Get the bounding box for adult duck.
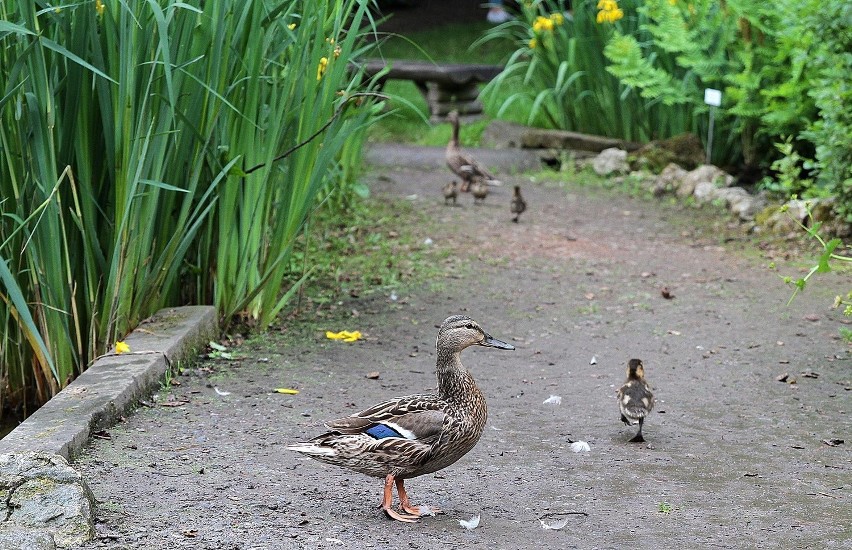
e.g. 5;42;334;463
288;315;515;522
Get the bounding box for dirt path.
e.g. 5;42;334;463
77;155;850;549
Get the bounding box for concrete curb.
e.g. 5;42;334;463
0;306;218;460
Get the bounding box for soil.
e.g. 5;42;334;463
75;156;851;549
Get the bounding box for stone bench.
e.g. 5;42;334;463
357;59;503;122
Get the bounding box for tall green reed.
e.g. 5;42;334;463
0;0;378;416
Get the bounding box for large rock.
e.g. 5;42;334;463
592;148;629;176
0;452;94;548
677;164;734;198
649;162;688;196
631;133;706;171
0;532;56;550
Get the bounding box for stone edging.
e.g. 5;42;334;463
0;305;217;548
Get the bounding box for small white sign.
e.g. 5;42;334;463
704;88;722;107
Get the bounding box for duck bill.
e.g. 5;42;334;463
480;333;515;350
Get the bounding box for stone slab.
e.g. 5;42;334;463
0;306;217;460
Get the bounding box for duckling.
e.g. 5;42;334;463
288;315;515;522
445;110;501;192
617;358;654;443
443;180;459;206
470;178;489;204
510;185;526;223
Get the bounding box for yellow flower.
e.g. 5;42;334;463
532;15;555;32
115;341;130;354
550;12;564;26
529;37;538;49
325;330;362;343
317;56;328;81
333;45;341;59
597;0;624;24
288;23;296;30
95;0;105;16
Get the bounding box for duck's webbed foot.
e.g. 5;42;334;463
396;478;442;517
380;475;420;522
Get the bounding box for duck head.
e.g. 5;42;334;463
437;315;515;353
627;358;645;380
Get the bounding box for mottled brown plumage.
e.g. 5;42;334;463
288;315;515;522
617;358;655;443
510;185;526;223
445;111;500;191
443;180;458;205
470;178;488;204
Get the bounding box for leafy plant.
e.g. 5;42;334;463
0;0;379;416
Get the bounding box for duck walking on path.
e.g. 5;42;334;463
617;358;655;443
470;179;489;204
443;180;459;206
510;185;526;223
288;315;515;522
445;111;501;192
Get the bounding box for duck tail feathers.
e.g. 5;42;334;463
287;442;336;457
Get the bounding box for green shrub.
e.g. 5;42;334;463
0;0;378;414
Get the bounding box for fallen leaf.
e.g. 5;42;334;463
459;514;480;530
776;373;789;382
93;430;112;440
801;371;819;379
803;314;821;322
160;400;189;408
181;529;198;538
584;292;595;300
661;287;675;299
542;395;562;405
668;330;681;336
822;438;844;447
208;341;227;352
365;371;380;380
325;330;362;343
274;388;299;395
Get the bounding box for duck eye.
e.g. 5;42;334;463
465;323;474;329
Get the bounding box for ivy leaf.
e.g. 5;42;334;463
817;239;841;273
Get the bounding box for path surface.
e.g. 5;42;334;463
77;147;851;549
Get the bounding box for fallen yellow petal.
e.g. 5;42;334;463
326;330;362;342
115;341;130;354
274;388;300;395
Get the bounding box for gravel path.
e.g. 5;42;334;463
76;151;851;549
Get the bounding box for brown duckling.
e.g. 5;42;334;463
470;179;488;204
617;358;654;443
445;110;501;192
510;185;526;223
443;180;458;206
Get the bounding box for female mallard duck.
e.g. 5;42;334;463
288;315;515;522
617;358;655;443
470;178;488;204
445;111;501;192
442;180;458;206
510;185;526;223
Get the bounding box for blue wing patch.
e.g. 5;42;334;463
365;423;404;439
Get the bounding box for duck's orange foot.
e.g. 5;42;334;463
382;505;420;523
395;478;442;517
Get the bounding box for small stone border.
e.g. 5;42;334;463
590;148;850;238
0;305;218;548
